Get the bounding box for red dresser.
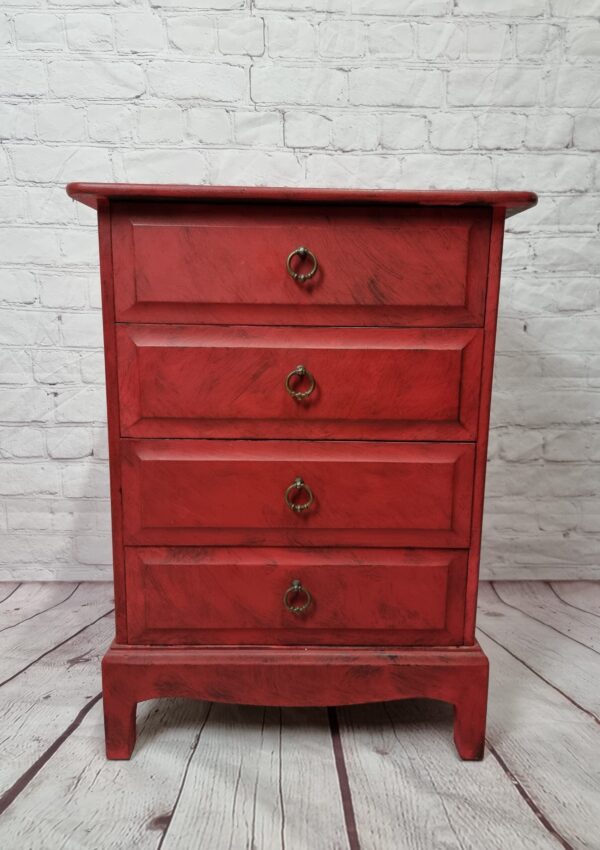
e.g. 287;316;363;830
67;184;536;760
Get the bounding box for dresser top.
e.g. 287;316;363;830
66;183;537;217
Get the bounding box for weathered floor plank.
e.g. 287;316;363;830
495;581;600;652
478;583;600;718
0;582;114;685
0;582;78;633
551;581;600;618
0;584;20;605
338;698;562;850
159;704;350;850
478;631;600;850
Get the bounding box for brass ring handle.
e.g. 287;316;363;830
286;246;318;283
284;477;314;513
285;364;316;401
283;579;312;615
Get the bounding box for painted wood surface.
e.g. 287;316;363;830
117;325;484;441
0;580;597;850
66;183;538;216
551;580;600;616
125;547;467;646
120;439;475;547
111;203;490;326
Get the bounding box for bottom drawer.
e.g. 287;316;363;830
125;547;467;646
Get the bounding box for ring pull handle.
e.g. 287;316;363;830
283;579;312;615
284;477;314;513
286;246;318;283
285;364;316;401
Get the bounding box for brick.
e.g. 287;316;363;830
352;0;450;14
331;113;378;151
39;274;87;308
466;24;511;60
117;149;209;183
115;13;165;52
147;61;245;100
65;13;113;51
62;463;109;498
257;0;346;9
0;271;36;304
306;154;404;188
33;350;80;384
10;145;112;184
54;387;107;423
285;111;331;148
525;114;572;150
137;106;184;143
430;112;477;150
0;427;45;459
544;431;590;462
151;0;243;7
397;154;493;188
0;60;46;96
252;64;346;106
49;60;145;98
219;16;264;56
187;108;232;143
267;16;315;58
0;465;59;496
566;23;600;58
380;113;428;149
60;313;103;348
350;68;442;107
496;154;593;192
417;23;462;61
36;103;86;142
234;111;282;145
456;0;545;13
2;388;51;423
208;149;303;185
516;24;562;60
0;226;62;265
80;351;105;384
574;115;599;150
0;104;36;141
548;68;600;107
0;189;28;224
47;427;93;459
14;13;64;49
448;68;543;107
0;13;10;47
551;0;600;13
0;351;32;385
74;534;112;565
367;22;412;57
0;534;71;564
167;15;216;54
319;20;365;58
87;104;135;143
478;113;527;150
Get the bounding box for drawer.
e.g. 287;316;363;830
117;325;483;441
125;547;468;646
121;440;475;547
112;203;490;326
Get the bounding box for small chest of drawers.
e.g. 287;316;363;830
67;183;536;760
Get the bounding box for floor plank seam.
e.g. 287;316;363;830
548;582;600;619
0;583;80;635
486;741;576;850
0;584;21;605
155;702;213;850
327;708;361;850
0;608;115;689
0;692;103;817
490;583;600;656
477;626;600;726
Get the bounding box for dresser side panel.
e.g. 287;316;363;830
464;207;507;642
98;202;126;642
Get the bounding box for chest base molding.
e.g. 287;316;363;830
101;641;489;761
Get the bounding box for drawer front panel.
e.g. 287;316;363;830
112;203;490;326
117;325;483;440
125;547;468;646
121;440;475;547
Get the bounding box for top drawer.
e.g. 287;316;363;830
111;203;491;326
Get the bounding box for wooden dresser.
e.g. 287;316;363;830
67;184;536;760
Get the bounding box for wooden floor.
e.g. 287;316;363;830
0;582;598;850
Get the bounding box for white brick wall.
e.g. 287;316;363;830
0;1;599;580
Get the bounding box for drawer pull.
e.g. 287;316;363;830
283;579;312;615
286;246;318;283
284;477;314;513
285;364;316;401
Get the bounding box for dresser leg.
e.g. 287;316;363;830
452;664;489;761
102;653;137;760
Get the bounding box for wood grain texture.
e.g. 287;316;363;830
120;439;475;548
125;547;467;646
550;580;600;617
0;582;77;633
111;202;490;326
66;183;538;216
101;642;488;760
117;325;484;440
